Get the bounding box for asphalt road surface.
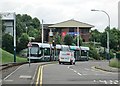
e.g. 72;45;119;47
2;61;119;85
42;61;119;84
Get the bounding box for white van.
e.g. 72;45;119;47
58;51;75;65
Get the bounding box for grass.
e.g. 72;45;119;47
109;58;120;68
1;48;27;64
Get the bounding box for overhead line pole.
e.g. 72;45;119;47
42;19;44;43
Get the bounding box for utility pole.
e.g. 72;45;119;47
42;19;44;43
91;9;110;63
13;12;16;63
77;27;79;46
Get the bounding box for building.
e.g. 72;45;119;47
118;1;120;30
43;19;94;43
0;13;15;36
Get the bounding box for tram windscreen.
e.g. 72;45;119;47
81;50;87;56
30;44;39;55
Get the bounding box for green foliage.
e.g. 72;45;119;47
73;36;83;46
1;48;27;63
100;28;120;51
54;33;62;44
90;29;101;42
17;33;29;52
32;17;40;29
15;14;41;52
109;58;120;68
16;14;41;38
89;46;100;60
116;52;120;60
64;34;73;45
2;33;13;53
28;28;40;39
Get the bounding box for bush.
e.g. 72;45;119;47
89;46;100;60
116;52;120;60
17;33;29;52
109;58;120;68
64;34;73;45
2;33;14;53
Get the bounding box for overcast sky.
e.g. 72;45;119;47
0;0;119;32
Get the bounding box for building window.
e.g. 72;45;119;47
81;29;89;34
69;27;75;32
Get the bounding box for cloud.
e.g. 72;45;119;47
0;0;119;32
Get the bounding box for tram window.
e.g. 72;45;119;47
44;48;50;55
81;50;87;56
30;47;39;54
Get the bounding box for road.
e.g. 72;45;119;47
2;61;119;85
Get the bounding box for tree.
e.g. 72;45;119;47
2;34;14;53
17;33;29;52
32;17;40;29
89;29;101;42
100;27;120;51
54;32;62;44
64;34;73;45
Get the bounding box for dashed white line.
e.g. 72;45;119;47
77;73;82;76
68;66;82;76
74;70;77;73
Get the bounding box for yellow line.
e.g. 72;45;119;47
36;66;41;86
40;66;43;86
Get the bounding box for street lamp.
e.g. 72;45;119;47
91;9;110;62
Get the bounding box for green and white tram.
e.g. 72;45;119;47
80;46;89;61
27;42;51;62
28;42;89;62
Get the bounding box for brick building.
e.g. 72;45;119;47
43;19;94;43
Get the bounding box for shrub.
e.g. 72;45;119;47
116;52;120;60
89;46;100;60
109;58;120;68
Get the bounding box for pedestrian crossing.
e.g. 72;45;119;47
94;79;119;84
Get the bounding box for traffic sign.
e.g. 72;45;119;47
27;42;32;47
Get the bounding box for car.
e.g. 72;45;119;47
58;51;75;65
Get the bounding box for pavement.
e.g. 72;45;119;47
2;62;55;85
94;61;119;72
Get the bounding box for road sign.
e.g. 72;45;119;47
27;42;32;47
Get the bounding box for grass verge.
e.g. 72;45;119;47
109;58;120;68
1;48;27;64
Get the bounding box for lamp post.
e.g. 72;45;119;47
91;9;110;63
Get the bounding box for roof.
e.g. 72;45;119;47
49;19;94;28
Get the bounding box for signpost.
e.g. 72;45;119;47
27;42;32;67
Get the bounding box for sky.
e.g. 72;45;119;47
0;0;119;32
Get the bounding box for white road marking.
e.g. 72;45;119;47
19;75;32;79
77;73;82;76
74;70;77;73
84;68;90;70
68;66;82;76
4;65;23;80
99;80;107;84
93;80;96;82
104;80;107;84
115;80;118;83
